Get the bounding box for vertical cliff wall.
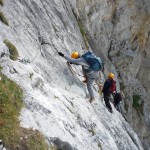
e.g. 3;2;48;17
74;0;150;148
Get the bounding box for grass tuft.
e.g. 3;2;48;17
89;128;95;136
0;73;23;147
0;11;9;26
77;20;89;49
23;129;49;150
132;94;143;115
132;94;140;108
98;142;102;150
0;73;49;149
0;66;3;71
3;39;19;61
29;73;34;80
50;145;58;150
0;0;3;6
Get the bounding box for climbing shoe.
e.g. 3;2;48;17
83;78;87;83
108;109;113;113
89;98;95;103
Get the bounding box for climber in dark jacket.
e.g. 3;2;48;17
102;73;116;113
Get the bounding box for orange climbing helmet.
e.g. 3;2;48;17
71;52;79;59
108;73;115;79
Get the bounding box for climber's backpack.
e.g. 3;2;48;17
82;51;103;71
109;80;116;93
114;93;122;105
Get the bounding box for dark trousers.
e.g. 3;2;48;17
104;95;112;111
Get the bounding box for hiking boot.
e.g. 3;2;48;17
83;78;87;83
108;109;113;113
89;98;95;103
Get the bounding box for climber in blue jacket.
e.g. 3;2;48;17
58;51;100;103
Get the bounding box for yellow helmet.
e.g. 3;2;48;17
108;73;115;79
71;52;79;59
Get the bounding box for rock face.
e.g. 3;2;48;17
0;0;149;149
74;0;150;148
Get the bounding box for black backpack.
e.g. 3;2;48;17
114;93;122;105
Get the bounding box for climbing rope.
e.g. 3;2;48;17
0;52;30;64
1;0;51;65
28;31;44;63
67;62;85;77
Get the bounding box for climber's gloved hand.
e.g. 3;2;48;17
67;61;73;64
58;52;64;57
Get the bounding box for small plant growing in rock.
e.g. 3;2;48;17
0;0;3;6
3;39;19;61
89;128;95;136
0;73;23;147
132;94;143;115
0;11;9;26
77;20;89;49
98;142;102;149
132;94;141;108
50;145;58;150
29;73;34;79
23;129;49;150
0;66;3;71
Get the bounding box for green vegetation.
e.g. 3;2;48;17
0;11;9;26
0;0;3;6
132;94;143;115
0;72;49;149
24;129;49;150
98;142;102;150
29;73;34;80
77;20;89;49
50;145;58;150
89;128;95;136
0;73;23;147
132;94;141;108
0;66;3;71
3;39;19;61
